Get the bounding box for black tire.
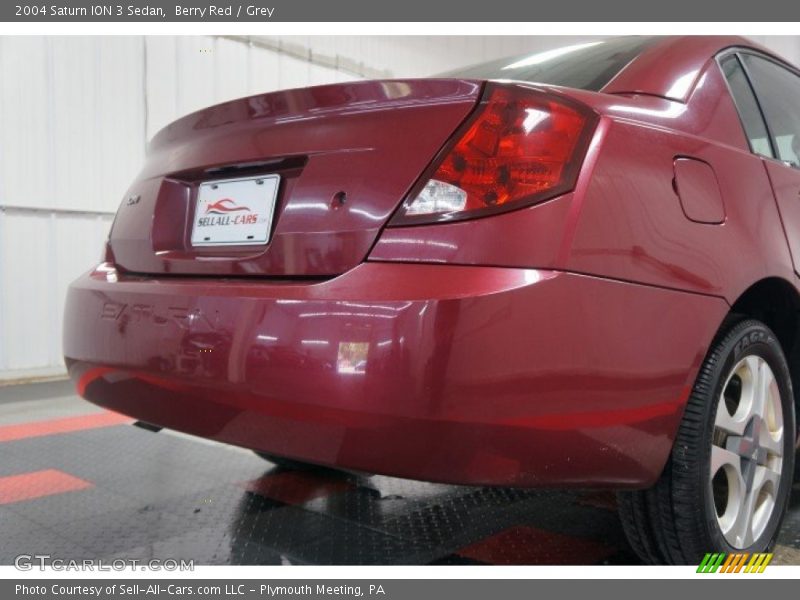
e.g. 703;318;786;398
253;451;325;472
618;318;796;564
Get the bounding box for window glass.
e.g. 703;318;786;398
720;55;773;158
441;37;656;92
741;54;800;168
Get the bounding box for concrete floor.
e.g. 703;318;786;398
0;380;799;565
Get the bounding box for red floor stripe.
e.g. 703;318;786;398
245;470;354;505
457;525;615;565
76;366;115;396
0;411;132;443
0;470;92;504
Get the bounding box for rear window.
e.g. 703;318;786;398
442;36;657;92
739;54;800;168
719;55;774;158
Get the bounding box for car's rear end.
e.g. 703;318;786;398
64;36;729;487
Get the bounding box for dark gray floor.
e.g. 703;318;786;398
0;389;798;565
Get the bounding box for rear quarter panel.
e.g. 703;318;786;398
566;60;796;302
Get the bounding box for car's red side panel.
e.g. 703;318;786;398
565;119;794;297
372;52;798;306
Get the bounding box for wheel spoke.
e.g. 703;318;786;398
715;398;747;436
716;358;756;436
761;369;784;459
754;463;781;490
758;425;783;457
748;355;770;420
716;458;749;545
728;482;757;548
711;444;741;476
749;464;781;541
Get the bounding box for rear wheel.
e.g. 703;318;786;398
618;319;795;564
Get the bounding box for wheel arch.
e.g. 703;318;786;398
728;276;800;444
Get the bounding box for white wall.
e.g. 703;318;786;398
0;35;798;382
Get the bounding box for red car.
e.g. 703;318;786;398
64;36;800;564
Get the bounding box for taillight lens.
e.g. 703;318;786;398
390;83;597;225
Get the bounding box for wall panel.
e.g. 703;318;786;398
0;37;52;210
247;42;282;95
51;37;101;212
144;36;178;140
214;37;249;104
97;36;146;210
1;212;55;372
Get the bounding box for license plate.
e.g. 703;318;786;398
191;175;280;246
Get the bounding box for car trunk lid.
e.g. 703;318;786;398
108;78;483;277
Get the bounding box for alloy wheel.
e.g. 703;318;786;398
711;355;785;548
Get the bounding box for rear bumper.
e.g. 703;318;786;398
64;262;728;487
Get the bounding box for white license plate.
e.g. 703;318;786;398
190;174;280;246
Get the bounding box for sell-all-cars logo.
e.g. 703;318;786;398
197;198;259;227
697;552;773;573
205;198;251;214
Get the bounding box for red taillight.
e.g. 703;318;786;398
390;83;598;225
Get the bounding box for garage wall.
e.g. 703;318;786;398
0;35;798;382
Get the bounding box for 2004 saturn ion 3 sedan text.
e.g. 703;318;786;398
64;36;800;564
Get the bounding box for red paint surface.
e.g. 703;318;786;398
458;526;615;565
603;35;778;102
673;157;726;225
109;78;483;277
63;36;800;488
0;411;131;443
65;264;727;487
765;161;800;276
0;470;92;505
